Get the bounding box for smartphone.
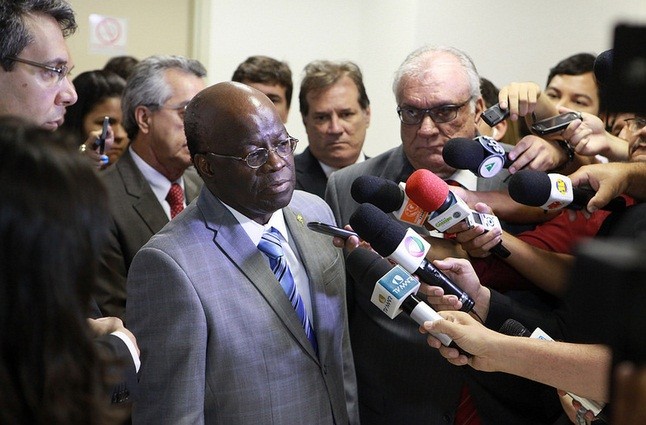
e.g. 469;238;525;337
481;103;510;127
307;222;358;239
98;116;109;154
530;112;581;135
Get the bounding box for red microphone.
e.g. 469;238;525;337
405;169;511;258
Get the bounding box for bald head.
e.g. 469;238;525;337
185;81;282;157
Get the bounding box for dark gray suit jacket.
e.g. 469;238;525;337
325;145;512;424
295;147;329;199
95;149;203;320
127;188;359;424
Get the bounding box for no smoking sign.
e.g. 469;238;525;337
89;14;128;55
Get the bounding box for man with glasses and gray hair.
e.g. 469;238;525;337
95;55;207;320
324;46;534;425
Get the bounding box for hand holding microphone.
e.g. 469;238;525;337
349;203;475;312
345;248;454;346
405;169;511;258
508;169;626;212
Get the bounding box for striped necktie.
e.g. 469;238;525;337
258;227;318;354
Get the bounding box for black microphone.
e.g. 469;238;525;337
499;319;607;419
508;170;626;212
345;248;453;346
443;136;513;178
349;203;475;312
350;175;430;227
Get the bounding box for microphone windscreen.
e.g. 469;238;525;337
593;49;613;86
349;203;406;256
499;319;531;337
345;248;394;286
443;138;484;170
508;170;552;207
405;169;450;212
351;175;404;212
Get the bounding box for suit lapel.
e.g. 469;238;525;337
198;192;318;360
117;151;168;234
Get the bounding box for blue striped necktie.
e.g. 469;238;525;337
258;227;318;354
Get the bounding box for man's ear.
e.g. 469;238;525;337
193;154;213;177
134;105;152;134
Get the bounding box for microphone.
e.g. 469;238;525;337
507;170;626;212
349;203;475;312
350;175;429;226
499;319;606;418
443;136;512;178
345;248;453;346
405;169;511;258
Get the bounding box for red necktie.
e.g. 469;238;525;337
166;183;184;219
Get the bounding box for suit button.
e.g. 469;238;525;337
442;413;452;423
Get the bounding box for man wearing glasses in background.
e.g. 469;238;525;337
95;55;206;320
325;46;529;425
126;81;358;424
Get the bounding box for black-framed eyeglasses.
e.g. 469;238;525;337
204;137;298;169
624;118;646;133
397;99;472;125
7;56;71;84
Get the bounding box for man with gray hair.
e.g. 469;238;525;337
324;46;548;425
295;60;371;198
95;55;207;320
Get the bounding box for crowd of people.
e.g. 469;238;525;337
1;1;644;424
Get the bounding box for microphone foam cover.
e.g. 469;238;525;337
508;170;551;207
351;175;404;213
345;248;394;286
499;319;531;337
405;169;450;212
349;203;406;256
443;138;484;170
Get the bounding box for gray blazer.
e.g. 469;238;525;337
325;145;510;424
95;149;203;319
126;187;359;425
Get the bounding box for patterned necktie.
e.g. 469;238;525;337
258;227;318;354
166;183;184;219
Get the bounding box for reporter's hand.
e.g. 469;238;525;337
568;162;630;212
508;135;566;173
80;126;114;169
420;310;503;371
498;82;541;121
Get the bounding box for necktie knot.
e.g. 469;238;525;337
166;183;184;219
258;228;283;260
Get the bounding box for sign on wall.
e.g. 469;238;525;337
89;14;128;55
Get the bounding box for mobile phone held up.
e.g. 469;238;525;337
481;103;510;127
307;222;358;240
531;112;581;136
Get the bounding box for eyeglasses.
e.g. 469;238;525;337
147;102;189;120
206;137;298;169
397;99;472;125
624;118;646;133
8;56;71;85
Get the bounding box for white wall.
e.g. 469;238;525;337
203;0;646;157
